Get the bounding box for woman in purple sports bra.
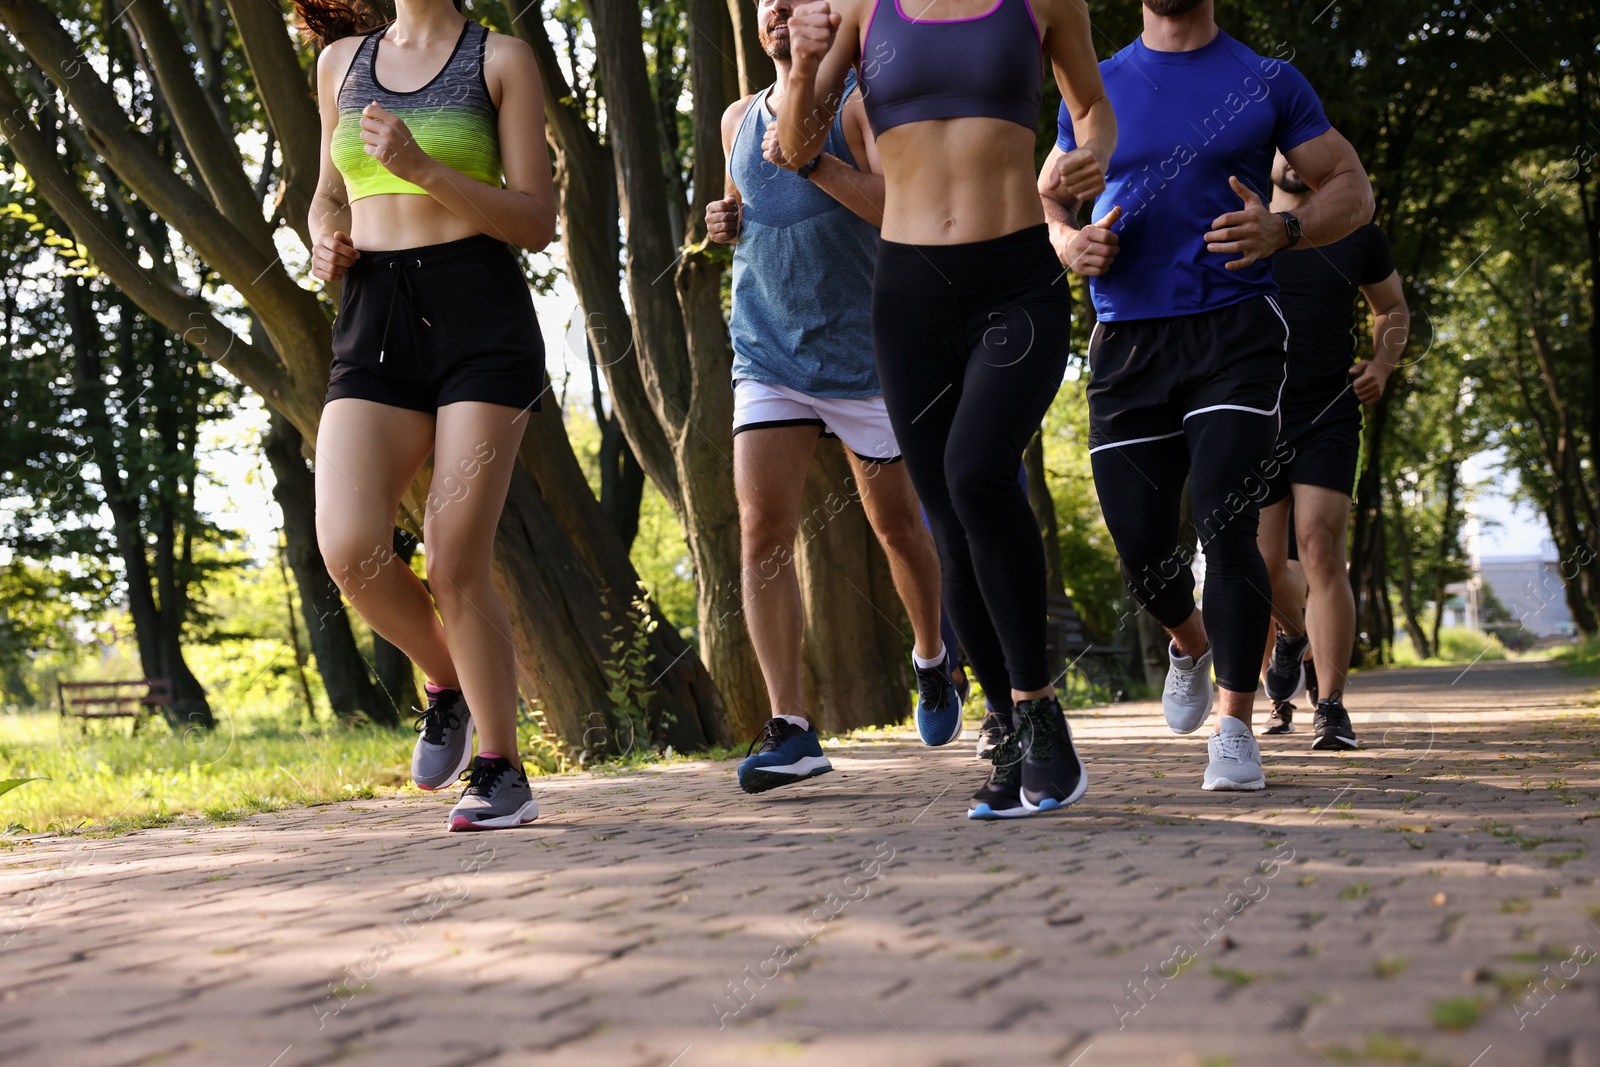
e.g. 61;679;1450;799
779;0;1116;820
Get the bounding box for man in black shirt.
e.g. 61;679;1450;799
1258;151;1410;749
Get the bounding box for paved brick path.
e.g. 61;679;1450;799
2;659;1598;1067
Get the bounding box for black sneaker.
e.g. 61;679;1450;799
1264;632;1309;701
967;732;1027;819
1311;698;1359;751
1304;658;1319;705
1014;697;1088;813
1264;699;1296;735
975;706;1010;759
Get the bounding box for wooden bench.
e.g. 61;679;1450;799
1044;594;1134;701
57;679;170;732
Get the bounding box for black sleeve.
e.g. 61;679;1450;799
1360;225;1396;286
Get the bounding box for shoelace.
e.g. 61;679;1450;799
1272;699;1295;720
460;757;511;797
1213;731;1256;763
1172;658;1205;699
745;719;787;758
915;658;951;711
988;733;1023;784
1016;700;1059;762
414;691;462;745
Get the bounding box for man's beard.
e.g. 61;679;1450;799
1143;0;1205;16
761;27;790;61
1275;172;1310;194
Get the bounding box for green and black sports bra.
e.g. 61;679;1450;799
331;20;502;200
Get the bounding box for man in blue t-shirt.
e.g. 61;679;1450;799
1041;0;1373;793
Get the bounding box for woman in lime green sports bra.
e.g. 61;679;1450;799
298;0;556;832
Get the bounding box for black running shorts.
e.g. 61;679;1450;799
326;234;545;414
1262;406;1361;506
1085;294;1289;455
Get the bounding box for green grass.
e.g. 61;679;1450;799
1431;996;1487;1031
1373;955;1410;979
0;710;428;836
1389;627;1508;667
1551;637;1600;676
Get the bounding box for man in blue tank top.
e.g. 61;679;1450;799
1042;0;1374;794
705;0;963;795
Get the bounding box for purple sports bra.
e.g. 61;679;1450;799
859;0;1043;136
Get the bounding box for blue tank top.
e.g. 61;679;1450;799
729;73;881;399
860;0;1043;136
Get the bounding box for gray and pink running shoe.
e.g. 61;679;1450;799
448;755;539;832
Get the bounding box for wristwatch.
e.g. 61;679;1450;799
795;155;822;180
1277;211;1303;250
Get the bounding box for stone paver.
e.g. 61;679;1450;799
2;659;1598;1067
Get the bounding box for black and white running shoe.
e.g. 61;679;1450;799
1311;698;1359;751
1264;699;1296;735
1264;632;1309;702
1015;697;1088;814
975;707;1009;760
968;733;1027;820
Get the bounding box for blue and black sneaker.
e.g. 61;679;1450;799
968;732;1027;820
914;651;964;747
1016;696;1088;813
737;719;833;795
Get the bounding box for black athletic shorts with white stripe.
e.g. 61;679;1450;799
1085;295;1290;455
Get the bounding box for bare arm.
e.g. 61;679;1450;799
765;91;885;227
1204;128;1373;270
309;39;359;282
1350;270;1408;404
1038;0;1115;209
778;0;857;168
361;34;557;251
706;96;755;243
1039;143;1121;276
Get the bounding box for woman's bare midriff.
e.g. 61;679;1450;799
350;194;489;251
875;117;1045;246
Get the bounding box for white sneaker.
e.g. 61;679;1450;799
1162;642;1214;734
1203;717;1266;791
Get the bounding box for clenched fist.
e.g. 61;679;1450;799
313;230;361;282
706;195;742;244
789;1;840;72
1043;147;1106;202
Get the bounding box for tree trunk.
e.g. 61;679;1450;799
1428;450;1461;653
725;0;776;96
263;408;399;727
793;445;911;731
591;348;646;551
1391;504;1431;660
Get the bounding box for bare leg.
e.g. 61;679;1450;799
1256;496;1296;677
846;452;942;660
423;403;531;766
1293;484;1355;700
314;399;455;688
734;426;821;719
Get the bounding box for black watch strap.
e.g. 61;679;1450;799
796;155;822;180
1277;211;1304;250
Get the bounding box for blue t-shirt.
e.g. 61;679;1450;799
1057;32;1331;322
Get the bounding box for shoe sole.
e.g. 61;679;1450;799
739;759;833;795
1020;750;1090;813
1311;734;1359;751
916;702;965;747
1264;659;1306;703
1202;776;1266;791
967;801;1030;820
414;717;476;791
447;798;539;831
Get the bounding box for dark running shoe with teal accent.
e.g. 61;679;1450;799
737;719;833;794
447;755;539;832
1264;632;1309;702
412;687;474;791
968;732;1027;819
1016;697;1088;813
914;651;964;746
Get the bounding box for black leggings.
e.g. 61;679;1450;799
1090;411;1278;692
872;225;1072;701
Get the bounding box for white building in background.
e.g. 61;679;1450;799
1476;542;1576;638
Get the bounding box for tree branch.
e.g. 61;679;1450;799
124;0;270;244
0;71;283;394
